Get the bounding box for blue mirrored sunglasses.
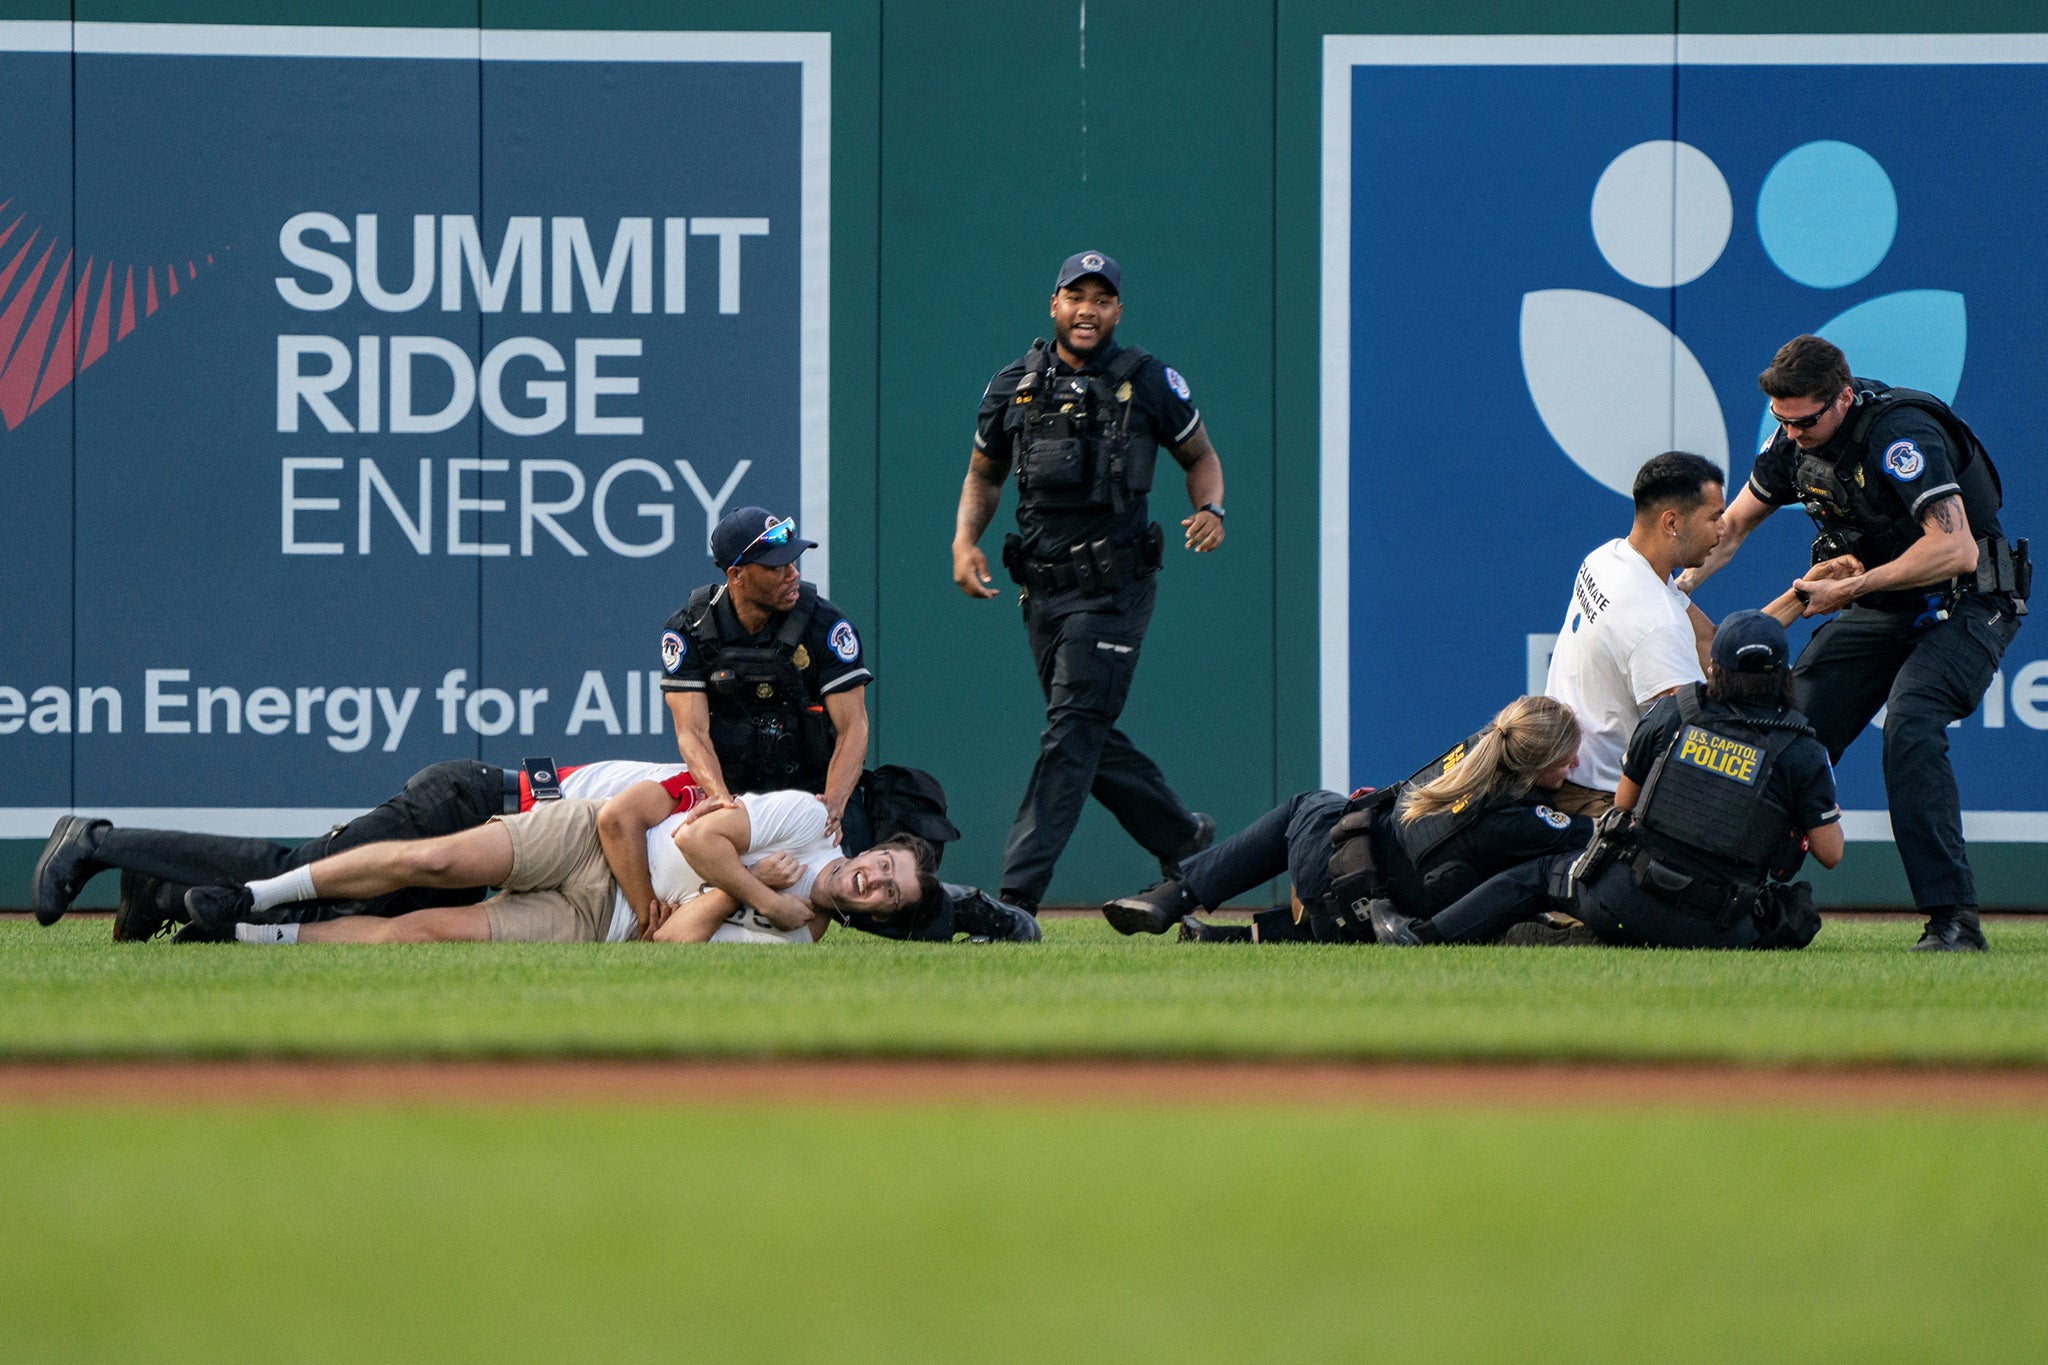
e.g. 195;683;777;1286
734;517;796;565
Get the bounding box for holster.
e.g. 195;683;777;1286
1562;807;1632;901
1968;535;2030;614
1310;799;1391;943
1628;851;1754;931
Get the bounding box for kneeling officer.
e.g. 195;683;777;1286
1375;612;1844;950
661;507;872;845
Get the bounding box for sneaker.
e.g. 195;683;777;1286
31;815;110;925
1158;813;1216;882
1103;879;1197;936
1177;915;1253;943
1910;910;1988;952
1367;899;1425;947
112;872;184;943
1501;917;1601;947
183;884;256;933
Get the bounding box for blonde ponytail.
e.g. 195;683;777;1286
1398;695;1580;823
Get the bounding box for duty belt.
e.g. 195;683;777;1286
1023;540;1146;595
499;765;522;813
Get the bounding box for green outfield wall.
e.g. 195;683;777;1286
4;1;2043;910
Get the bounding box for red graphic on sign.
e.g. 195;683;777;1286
0;199;228;430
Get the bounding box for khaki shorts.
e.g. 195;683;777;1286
1548;780;1615;819
481;799;618;943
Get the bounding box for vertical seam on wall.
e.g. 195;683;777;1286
872;2;885;762
1263;0;1283;907
1670;0;1682;444
68;4;77;813
473;4;485;762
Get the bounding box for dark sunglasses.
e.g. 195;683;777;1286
734;517;796;566
1771;398;1835;431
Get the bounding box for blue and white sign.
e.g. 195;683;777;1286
0;23;828;834
1322;33;2048;838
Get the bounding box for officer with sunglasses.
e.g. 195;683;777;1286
661;507;873;845
1677;334;2027;952
951;250;1226;914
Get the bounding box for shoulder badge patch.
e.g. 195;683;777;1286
828;620;859;663
1883;439;1925;481
661;630;685;672
1534;805;1571;830
1164;366;1191;401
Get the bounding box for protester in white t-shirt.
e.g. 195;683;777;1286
1541;451;1855;812
1544;452;1726;810
195;786;937;946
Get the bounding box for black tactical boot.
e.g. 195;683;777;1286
1910;908;1988;952
184;884;256;934
1103;879;1198;935
32;816;110;924
1158;813;1216;881
1177;915;1253;943
1368;899;1426;947
112;872;188;943
997;888;1039;919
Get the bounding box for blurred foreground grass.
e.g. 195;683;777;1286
4;917;2046;1065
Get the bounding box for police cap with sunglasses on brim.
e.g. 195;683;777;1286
711;506;817;569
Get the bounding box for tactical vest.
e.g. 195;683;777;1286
1314;733;1482;941
1778;381;2004;573
1631;687;1813;900
678;583;834;793
1384;791;1520;918
1005;340;1159;514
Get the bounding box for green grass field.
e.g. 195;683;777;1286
4;916;2047;1065
3;1104;2045;1362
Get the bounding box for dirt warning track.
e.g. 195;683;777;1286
3;1059;2047;1109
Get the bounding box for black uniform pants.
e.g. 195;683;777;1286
1792;594;2018;910
1001;573;1198;902
1178;790;1346;912
91;760;508;923
1425;856;1760;949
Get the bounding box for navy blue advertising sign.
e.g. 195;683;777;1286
1321;33;2048;839
0;23;828;834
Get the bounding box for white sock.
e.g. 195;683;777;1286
233;923;300;944
248;865;318;913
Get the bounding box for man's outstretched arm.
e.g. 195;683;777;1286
672;803;814;930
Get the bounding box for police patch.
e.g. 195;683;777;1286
1533;805;1571;830
660;630;685;672
1674;725;1762;785
828;620;859;662
1164;366;1191;401
1883;439;1926;481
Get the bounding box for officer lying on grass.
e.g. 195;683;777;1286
1102;696;1593;943
1369;611;1843;951
181;785;942;946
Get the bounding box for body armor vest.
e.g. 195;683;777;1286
1315;733;1481;939
1632;686;1813;890
1006;340;1158;514
679;583;834;793
1778;381;2004;571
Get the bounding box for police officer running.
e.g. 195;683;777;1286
1373;612;1845;951
951;251;1224;913
662;507;873;845
1676;335;2027;951
1101;695;1592;942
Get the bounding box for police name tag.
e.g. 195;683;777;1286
1674;727;1761;785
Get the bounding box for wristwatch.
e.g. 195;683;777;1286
1199;502;1225;519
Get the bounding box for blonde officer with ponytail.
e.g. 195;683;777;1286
1103;696;1594;942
